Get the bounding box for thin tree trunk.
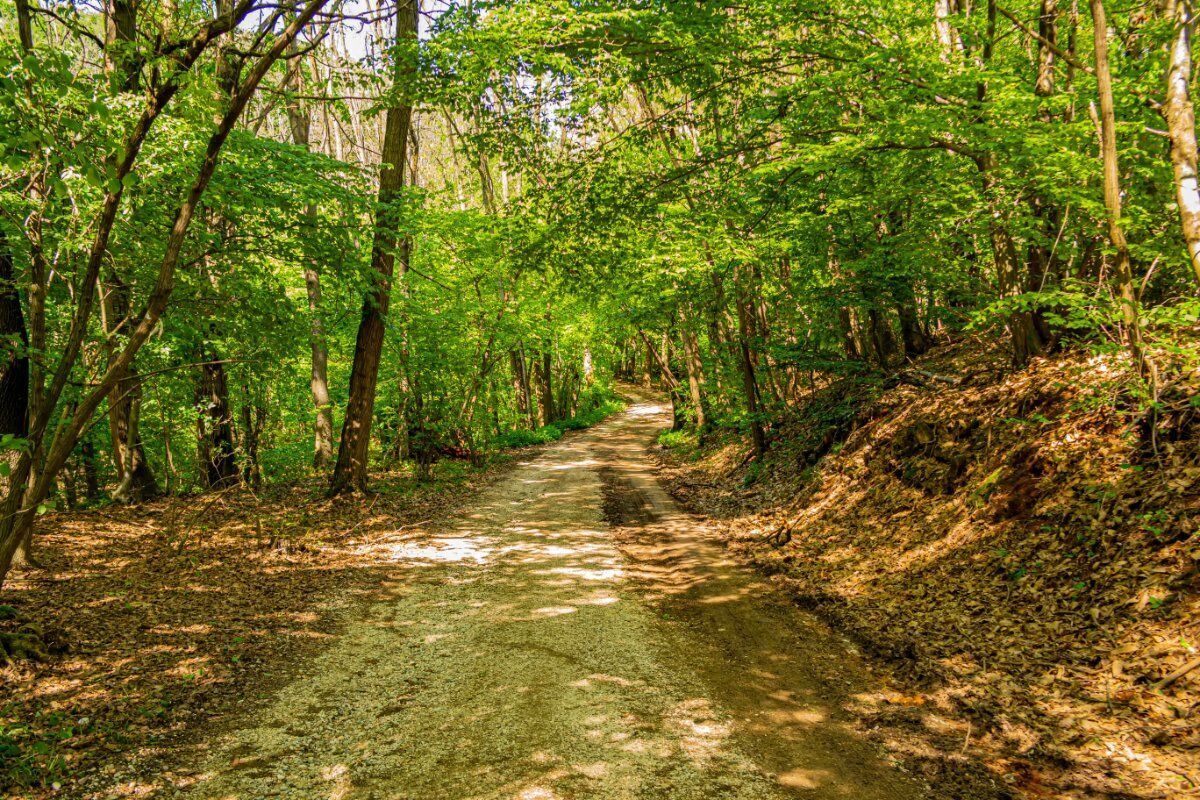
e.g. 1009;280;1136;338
240;393;266;488
80;434;99;502
641;336;654;388
286;48;335;467
0;232;28;446
734;268;766;461
509;347;531;426
533;346;554;425
329;0;418;495
1164;0;1200;286
196;352;238;488
678;310;708;432
1090;0;1144;368
978;0;1045;367
897;299;930;358
639;330;686;430
102;275;159;502
1025;0;1060;347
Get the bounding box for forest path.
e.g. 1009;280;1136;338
164;396;931;800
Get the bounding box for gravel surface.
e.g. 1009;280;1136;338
151;399;932;800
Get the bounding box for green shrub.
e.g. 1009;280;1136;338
493;425;563;449
561;399;625;430
656;430;692;449
492;398;625;449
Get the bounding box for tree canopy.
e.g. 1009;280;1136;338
0;0;1197;584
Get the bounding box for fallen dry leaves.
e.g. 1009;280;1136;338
0;458;514;799
657;343;1200;800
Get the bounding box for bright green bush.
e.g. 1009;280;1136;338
492;397;625;449
493;425;564;449
656;430;692;449
560;399;626;430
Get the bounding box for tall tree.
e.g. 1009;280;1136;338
1163;0;1200;286
329;0;419;495
1090;0;1143;370
285;48;335;467
0;0;330;585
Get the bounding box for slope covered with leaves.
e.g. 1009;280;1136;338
656;344;1200;799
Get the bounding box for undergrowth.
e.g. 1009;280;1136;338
491;395;625;449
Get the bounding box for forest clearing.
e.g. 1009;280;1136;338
1;0;1200;797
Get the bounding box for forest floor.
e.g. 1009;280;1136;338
655;345;1200;800
4;394;1016;799
0;456;516;798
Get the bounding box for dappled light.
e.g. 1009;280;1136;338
3;0;1199;795
105;399;946;800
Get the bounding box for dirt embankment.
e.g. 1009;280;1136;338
655;344;1200;800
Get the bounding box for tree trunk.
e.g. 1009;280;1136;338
102;274;159;502
80;433;100;502
1164;0;1200;286
641;336;654;388
286;48;334;467
678;315;708;432
509;347;531;427
195;352;238;488
522;345;537;428
734;270;766;461
240;394;266;488
534;346;554;425
639;330;687;430
0;231;28;528
1090;0;1144;368
1025;0;1060;347
329;0;418;496
897;299;930;358
109;365;159;501
867;307;897;367
0;231;28;445
104;0;142;92
977;0;1046;368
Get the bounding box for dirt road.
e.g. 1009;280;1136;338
159;398;941;799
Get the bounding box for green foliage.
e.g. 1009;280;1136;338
560;400;626;430
0;0;1195;541
656;430;692;449
493;425;564;449
0;711;76;789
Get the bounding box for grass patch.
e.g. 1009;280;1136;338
656;429;693;449
492;398;626;449
559;400;626;430
493;425;564;448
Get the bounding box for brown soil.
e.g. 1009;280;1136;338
10;395;1014;799
654;346;1200;800
0;459;514;799
597;394;1010;800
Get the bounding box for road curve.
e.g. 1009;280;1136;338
158;396;930;800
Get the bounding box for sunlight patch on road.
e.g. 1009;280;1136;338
545;458;600;471
370;536;493;564
532;605;578;617
776;767;834;789
518;786;562;799
576;594;620;606
666;698;734;768
540;565;624;582
764;707;828;725
321;762;351;800
625;403;666;418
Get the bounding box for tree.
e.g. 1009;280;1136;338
329;0;419;495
